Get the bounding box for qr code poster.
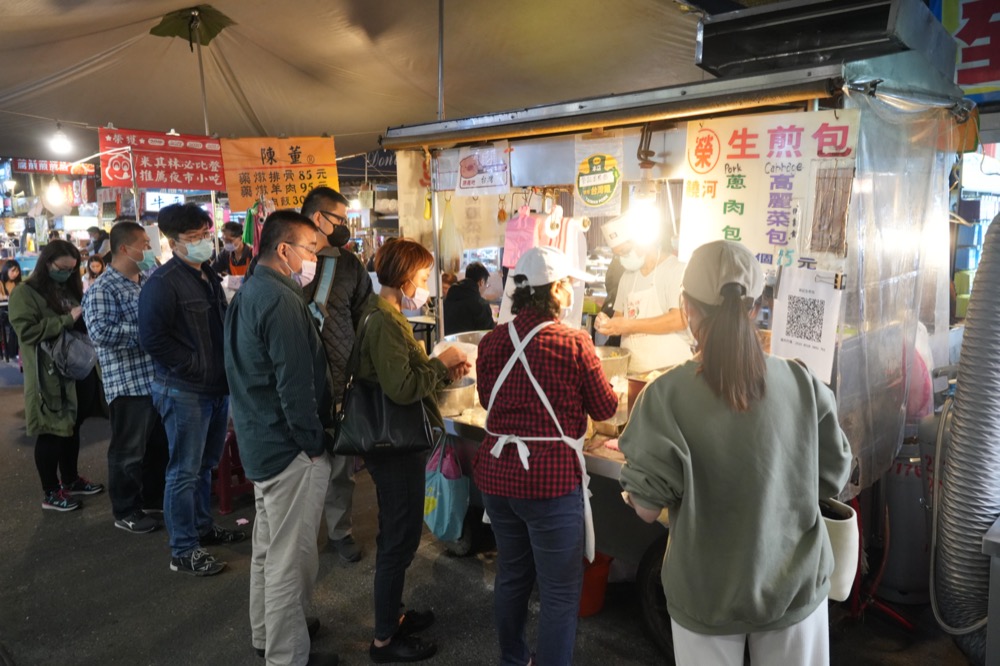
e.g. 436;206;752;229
770;267;843;384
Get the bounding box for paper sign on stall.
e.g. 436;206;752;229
770;267;843;384
455;141;510;197
573;133;623;217
220;136;339;211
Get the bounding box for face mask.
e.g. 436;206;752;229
223;242;236;253
402;280;430;310
558;282;575;321
297;259;317;287
620;249;644;272
50;268;73;283
130;248;158;272
183;239;214;264
327;224;351;248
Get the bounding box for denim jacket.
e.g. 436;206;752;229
138;255;229;395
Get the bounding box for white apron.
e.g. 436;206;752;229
485;320;597;562
622;284;691;374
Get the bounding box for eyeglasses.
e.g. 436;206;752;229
178;229;214;243
319;210;348;226
285;243;317;258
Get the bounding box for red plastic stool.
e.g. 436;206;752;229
214;430;254;515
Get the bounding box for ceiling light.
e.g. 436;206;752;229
46;177;65;206
50;123;72;154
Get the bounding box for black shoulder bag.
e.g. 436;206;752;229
331;310;435;456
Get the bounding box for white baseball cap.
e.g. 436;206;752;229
601;215;631;249
512;246;595;287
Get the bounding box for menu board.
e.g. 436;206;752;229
679;109;860;270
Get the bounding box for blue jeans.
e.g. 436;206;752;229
152;384;228;558
483;487;585;666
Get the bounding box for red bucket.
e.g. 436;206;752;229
578;552;613;617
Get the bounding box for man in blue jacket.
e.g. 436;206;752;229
224;210;336;665
138;203;245;577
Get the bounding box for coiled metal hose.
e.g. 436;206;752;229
931;214;1000;664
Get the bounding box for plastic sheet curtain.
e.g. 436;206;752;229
836;89;956;496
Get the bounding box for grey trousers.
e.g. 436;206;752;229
249;452;331;666
323;453;355;540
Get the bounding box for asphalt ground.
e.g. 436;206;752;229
0;362;970;665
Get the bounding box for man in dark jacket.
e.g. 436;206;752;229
224;210;337;666
300;186;372;563
138;203;245;577
443;262;495;335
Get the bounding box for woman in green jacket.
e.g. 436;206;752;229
9;240;104;512
358;238;469;664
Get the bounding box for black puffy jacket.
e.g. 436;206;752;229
301;247;373;402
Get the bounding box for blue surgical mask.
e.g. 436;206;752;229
50;269;73;283
183;239;214;264
131;248;158;272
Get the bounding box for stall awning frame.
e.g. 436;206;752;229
381;65;845;151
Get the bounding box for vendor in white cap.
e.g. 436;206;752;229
473;245;618;666
595;215;692;374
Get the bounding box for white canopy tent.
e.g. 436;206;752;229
0;0;722;162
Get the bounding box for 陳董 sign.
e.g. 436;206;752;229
220;136;339;211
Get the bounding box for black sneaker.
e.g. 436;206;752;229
170;548;226;576
42;489;81;512
63;476;104;496
330;534;362;563
115;509;159;534
396;610;435;638
200;524;246;546
369;636;437;663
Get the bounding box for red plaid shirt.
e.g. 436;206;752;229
472;310;618;499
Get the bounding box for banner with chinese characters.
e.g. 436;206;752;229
12;158;95;176
220;136;339;211
933;0;1000;105
99;128;225;190
574;133;623;217
679;109;860;270
455;141;510;197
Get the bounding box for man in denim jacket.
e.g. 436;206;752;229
139;203;245;576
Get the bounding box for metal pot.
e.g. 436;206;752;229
436;376;477;417
595;346;630;381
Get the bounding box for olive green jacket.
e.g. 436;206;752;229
356;293;449;433
8;282;80;437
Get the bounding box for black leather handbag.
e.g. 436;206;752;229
331;311;435;456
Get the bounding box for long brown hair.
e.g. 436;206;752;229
687;283;765;412
27;240;83;314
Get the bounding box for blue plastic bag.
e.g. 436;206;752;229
424;437;470;541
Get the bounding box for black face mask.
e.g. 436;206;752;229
327;223;351;247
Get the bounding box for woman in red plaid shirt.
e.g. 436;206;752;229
473;246;618;666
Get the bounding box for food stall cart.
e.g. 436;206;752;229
383;0;970;658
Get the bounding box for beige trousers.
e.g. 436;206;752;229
249;452;331;666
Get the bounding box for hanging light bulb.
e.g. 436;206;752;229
50;122;72;154
628;168;662;247
46;177;66;206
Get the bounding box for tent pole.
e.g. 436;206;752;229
430;152;443;348
193;14;220;252
437;0;445;122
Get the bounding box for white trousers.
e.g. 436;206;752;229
671;599;829;666
249;452;331;666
